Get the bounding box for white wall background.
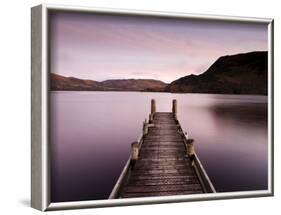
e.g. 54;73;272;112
0;0;279;214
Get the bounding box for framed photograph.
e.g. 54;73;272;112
31;4;274;211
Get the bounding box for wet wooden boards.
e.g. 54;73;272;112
119;112;204;198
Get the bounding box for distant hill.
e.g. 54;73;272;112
50;73;104;91
165;51;268;95
101;79;167;91
51;73;167;92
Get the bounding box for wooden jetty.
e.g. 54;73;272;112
109;99;215;199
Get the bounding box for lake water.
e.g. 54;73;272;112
50;91;268;202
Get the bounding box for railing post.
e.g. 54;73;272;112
186;139;195;163
151;99;156;114
131;142;139;161
143;119;148;135
172;99;177;119
149;114;153;123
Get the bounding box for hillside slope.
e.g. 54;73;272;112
166;51;268;94
51;73;167;92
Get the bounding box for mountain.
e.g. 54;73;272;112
165;51;268;95
101;79;167;91
51;73;167;92
50;73;104;91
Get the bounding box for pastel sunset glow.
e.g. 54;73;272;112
49;11;268;83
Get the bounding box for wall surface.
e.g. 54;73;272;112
0;0;279;214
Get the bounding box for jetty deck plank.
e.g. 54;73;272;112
119;112;204;198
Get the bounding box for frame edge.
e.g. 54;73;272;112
269;19;274;196
31;4;47;211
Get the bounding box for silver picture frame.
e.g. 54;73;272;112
31;4;274;211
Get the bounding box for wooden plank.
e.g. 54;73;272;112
140;148;184;152
140;150;184;154
141;146;184;150
139;155;186;159
131;169;194;175
141;142;183;147
134;163;191;169
152;121;176;124
146;131;180;134
121;190;203;198
142;141;183;144
130;171;196;178
129;175;199;181
127;178;200;186
122;184;203;193
144;137;183;141
138;158;187;162
133;164;193;171
152;125;179;129
134;161;190;167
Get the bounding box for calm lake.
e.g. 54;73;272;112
50;91;268;202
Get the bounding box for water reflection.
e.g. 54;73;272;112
210;102;267;127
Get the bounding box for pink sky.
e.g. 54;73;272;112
49;11;268;83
